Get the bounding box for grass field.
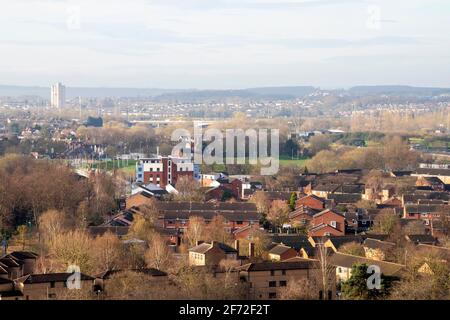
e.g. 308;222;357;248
278;155;309;167
89;159;137;175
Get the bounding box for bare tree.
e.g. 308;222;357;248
145;232;173;271
314;239;336;300
174;176;205;202
184;216;205;247
92;231;122;273
267;200;290;229
250;191;270;215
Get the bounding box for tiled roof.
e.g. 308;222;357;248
8;251;38;260
22;273;94;284
313;209;344;218
414;168;450;176
268;244;295;256
96;268;167;279
406;234;437;244
330;252;405;276
363;238;396;250
189;242;238;254
236;260;316;272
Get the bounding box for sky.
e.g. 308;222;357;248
0;0;449;89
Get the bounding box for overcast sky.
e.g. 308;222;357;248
1;0;449;89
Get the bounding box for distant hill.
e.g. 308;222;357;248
348;85;450;96
154;86;318;102
0;85;185;99
1;84;449;100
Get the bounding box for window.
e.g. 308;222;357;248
330;220;337;228
281;270;286;275
270;270;275;276
279;281;287;287
50;281;55;288
48;293;56;299
269;281;276;287
268;292;277;299
236;221;243;225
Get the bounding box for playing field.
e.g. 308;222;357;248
278;155;309;167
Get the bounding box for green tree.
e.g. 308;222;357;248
341;264;395;300
288;192;297;211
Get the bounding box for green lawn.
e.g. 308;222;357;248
90;159;137;175
278;155;309;167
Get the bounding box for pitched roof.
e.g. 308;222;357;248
298;194;325;203
8;251;38;260
289;206;319;219
0;257;21;267
405;204;447;214
313;209;344;219
363;238;396;251
329;252;405;276
96;268;167;279
21;273;94;284
327;193;362;203
268;234;312;251
416;244;450;259
326;235;364;249
236;260;316;272
268;244;295;256
189;241;238;254
414;167;450;176
405;234;437;244
309;223;341;233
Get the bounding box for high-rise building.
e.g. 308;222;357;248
50;82;66;108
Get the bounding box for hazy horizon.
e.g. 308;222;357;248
1;0;450;89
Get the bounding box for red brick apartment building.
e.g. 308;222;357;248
136;156;194;188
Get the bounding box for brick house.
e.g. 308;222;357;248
94;268;169;298
416;176;445;192
236;259;335;300
188;241;239;266
308;209;346;237
362;238;396;261
288;206;319;227
296;194;326;210
330;252;405;284
268;244;298;261
17;273;94;300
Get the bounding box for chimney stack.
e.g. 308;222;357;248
211;240;217;247
196;240;204;246
249;242;255;258
234;240;240;253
